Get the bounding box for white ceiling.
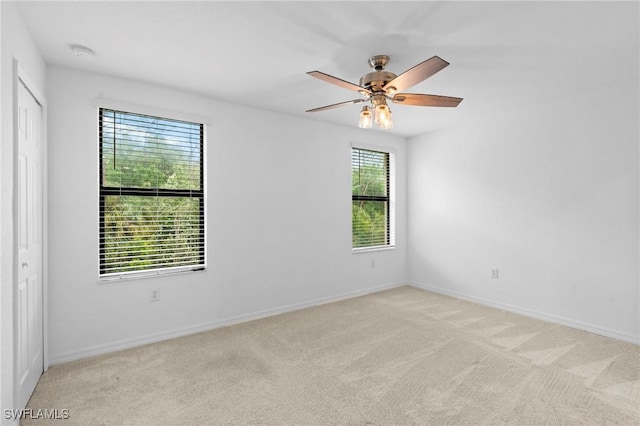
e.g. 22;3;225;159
15;1;639;137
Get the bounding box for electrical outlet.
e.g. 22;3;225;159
491;268;499;279
150;289;161;302
371;259;376;268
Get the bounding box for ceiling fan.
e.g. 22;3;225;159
306;55;463;129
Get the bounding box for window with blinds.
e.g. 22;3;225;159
352;147;395;249
99;108;205;277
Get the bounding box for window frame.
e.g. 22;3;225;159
351;144;396;252
98;106;207;280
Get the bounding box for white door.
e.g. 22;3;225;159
16;78;44;409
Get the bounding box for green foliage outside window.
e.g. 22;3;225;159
102;196;201;273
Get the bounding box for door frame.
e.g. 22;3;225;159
13;59;48;407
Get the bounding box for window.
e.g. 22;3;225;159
352;146;395;249
99;108;205;277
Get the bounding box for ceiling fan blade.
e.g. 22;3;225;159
384;56;449;92
392;93;463;107
306;98;367;113
307;71;371;95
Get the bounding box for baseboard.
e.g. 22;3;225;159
49;281;406;365
409;281;639;345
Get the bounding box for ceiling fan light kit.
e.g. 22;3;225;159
306;54;463;130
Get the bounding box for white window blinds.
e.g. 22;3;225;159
352;147;395;249
99;108;205;277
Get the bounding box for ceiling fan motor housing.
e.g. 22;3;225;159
360;55;396;93
359;71;397;92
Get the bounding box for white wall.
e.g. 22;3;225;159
1;2;47;423
46;66;407;363
407;51;639;342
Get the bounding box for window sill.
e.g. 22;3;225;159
352;245;396;254
99;265;206;283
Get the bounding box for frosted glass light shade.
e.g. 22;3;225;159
358;106;373;128
375;105;393;129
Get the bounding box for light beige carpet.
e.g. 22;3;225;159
25;286;639;425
